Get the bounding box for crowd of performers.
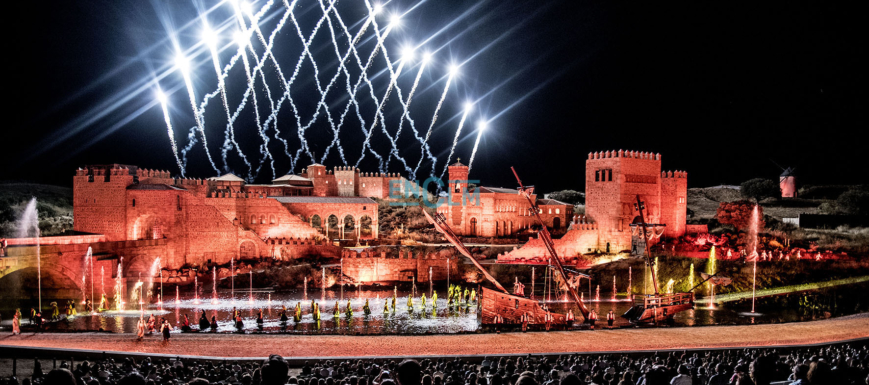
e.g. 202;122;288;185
121;283;480;338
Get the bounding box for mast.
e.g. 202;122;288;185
511;167;590;318
634;195;659;295
423;210;509;294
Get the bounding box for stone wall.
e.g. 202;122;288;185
340;248;458;283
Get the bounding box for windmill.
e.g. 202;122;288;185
771;159;797;198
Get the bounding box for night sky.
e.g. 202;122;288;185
4;1;867;194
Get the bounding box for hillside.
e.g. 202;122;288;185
687;185;828;222
0;182;73;237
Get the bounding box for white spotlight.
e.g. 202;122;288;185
422;51;432;64
449;64;460;77
464;101;473;113
401;46;415;62
241;1;253;15
157;90;167;104
202;27;218;48
389;14;401;27
478;120;488;131
234;30;248;48
373;3;383;15
174;54;189;73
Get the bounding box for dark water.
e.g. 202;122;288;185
3;281;868;334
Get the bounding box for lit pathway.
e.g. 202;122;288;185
711;275;869;303
2;313;868;359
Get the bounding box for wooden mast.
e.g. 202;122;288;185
635;195;659;295
511;167;590;319
423;210;509;294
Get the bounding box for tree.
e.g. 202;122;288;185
546;190;585;205
740;178;780;202
716;200;764;231
836;189;869;216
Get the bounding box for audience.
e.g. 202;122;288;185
3;342;868;385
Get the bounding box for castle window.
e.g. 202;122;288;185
362;183;366;188
679;197;685;204
260;215;265;224
132;199;136;207
548;208;552;214
176;195;182;211
556;208;560;214
270;215;276;224
251;215;257;224
608;169;613;181
363;206;366;210
595;170;600;182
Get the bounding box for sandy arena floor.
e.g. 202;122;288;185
2;313;868;360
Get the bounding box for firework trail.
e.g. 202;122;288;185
356;57;406;172
177;56;221;175
180;126;199;171
157;91;184;176
415;72;455;178
203;25;253;178
236;35;275;181
467;121;486;174
289;0;341;169
440;107;472;181
355;15;415;173
231;2;276;180
386;58;428;176
242;1;297;169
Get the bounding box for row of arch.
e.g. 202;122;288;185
250;214;278;225
309;214;374;238
467;217;562;237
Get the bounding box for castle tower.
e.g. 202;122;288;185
585;151;664;252
447;160;470;227
305;164;330;196
334;166;359;197
73;164;137;241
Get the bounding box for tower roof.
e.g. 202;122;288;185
208;173;245;182
780;167;796;177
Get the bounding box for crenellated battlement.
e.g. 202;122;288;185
661;170;687;178
587;150;661;161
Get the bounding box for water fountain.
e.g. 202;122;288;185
321;267;326;291
158;267;164;309
249;270;253;304
665;279;675;294
211;266;219;304
707;246;717;308
193;273;200;305
689;263;695;290
595;285;600;302
175;286;180;304
628;266;632;297
743;204;763;317
148;257;161;304
231;257;235;302
429;266;433;296
612;276;617;301
18;198;42;310
82;247;92;305
304;276;308;299
114;257;124;311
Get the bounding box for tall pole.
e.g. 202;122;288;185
635;195;659;295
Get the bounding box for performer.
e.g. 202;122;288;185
588;309;598;328
313;302;320;321
85;299;93;313
256;310;264;324
235;315;244;330
363;299;371;315
607;309;615;327
470;289;476;304
12;310;21;335
50;302;59;321
136;318;145;341
210;316;218;331
407;295;414;311
521;312;529;332
99;294;108;312
421;293;427;308
333;301;340;318
566;309;575;327
345;299;353;317
199;310;210;330
147;314;156;333
432;291;438;306
160;319;172;341
545;311;553;331
180;314;191;332
279;306;289;322
383;301;390;314
391;295;397;312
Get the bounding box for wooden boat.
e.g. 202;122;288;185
623;292;694;324
479;287;565;325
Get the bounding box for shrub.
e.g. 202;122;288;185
740;178;780;202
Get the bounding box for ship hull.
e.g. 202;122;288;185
479;287;566;325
